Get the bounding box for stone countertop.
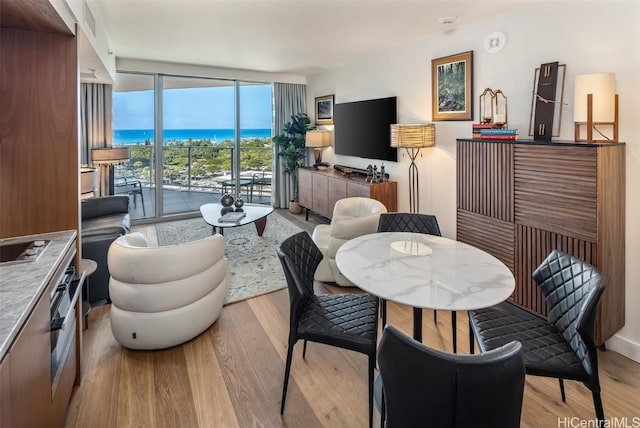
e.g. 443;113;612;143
0;230;76;361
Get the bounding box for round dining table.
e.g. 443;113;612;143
335;232;515;349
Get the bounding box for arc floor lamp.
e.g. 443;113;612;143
391;124;435;213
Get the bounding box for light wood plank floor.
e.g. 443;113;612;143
65;210;640;428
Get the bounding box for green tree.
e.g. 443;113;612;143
272;113;311;201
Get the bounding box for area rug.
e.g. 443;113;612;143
155;211;303;305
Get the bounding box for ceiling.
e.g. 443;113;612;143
88;0;533;77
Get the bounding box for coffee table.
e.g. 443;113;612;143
200;203;274;236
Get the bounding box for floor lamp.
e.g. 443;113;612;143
391;124;435;213
91;147;131;195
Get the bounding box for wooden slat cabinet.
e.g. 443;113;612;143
456;139;625;345
299;167;397;219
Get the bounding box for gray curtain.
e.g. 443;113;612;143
81;83;113;196
273;82;306;208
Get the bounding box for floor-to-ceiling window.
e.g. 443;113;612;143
112;72;272;221
112;73;156;219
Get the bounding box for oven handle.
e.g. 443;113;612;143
50;275;83;332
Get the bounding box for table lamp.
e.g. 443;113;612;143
305;130;331;167
574;73;618;143
391;124;435;213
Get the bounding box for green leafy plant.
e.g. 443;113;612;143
272;113;312;201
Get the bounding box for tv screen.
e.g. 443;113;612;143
334;96;397;162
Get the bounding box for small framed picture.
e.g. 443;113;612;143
431;51;473;121
315;94;334;125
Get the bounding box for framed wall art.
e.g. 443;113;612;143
315;94;334;125
431;51;473;121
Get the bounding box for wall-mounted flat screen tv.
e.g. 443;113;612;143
334;96;397;162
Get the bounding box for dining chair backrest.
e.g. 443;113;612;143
377;213;441;236
277;231;324;326
378;325;525;428
532;250;605;378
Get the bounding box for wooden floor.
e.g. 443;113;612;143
65;210;640;428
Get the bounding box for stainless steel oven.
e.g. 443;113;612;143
50;262;81;392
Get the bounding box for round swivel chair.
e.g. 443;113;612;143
107;232;229;350
312;197;387;286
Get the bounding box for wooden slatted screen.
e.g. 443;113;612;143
457;140;513;222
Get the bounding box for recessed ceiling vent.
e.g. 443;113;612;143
84;1;96;37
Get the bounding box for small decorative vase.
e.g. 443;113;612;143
221;194;234;207
234;197;244;209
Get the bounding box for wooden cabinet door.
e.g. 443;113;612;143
298;168;313;209
514;145;597;242
0;356;10;428
9;288;51;428
346;181;370;198
312;174;330;217
328;177;347;218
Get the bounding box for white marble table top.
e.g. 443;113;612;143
335;232;515;311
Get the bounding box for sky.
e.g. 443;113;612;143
113;84;272;130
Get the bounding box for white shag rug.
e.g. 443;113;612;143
155;211;303;304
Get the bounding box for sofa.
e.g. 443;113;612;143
108;232;229;350
81;196;130;305
312;197;387;286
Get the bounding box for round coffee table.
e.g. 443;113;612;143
200;203;274;236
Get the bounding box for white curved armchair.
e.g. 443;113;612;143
108;232;229;350
312;197;387;286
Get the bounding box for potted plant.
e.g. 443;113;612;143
273;113;312;213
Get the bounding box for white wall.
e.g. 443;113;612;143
307;1;640;362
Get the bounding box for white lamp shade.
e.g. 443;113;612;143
574;73;616;123
305;130;331;148
91;147;131;164
390;124;435;148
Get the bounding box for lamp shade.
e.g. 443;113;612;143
574;73;616;122
390;124;435;148
305;130;331;148
91;147;131;164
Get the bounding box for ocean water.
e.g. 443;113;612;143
113;128;272;145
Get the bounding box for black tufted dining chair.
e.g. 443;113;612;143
468;250;606;424
377;325;525;428
277;231;379;428
376;213;452;345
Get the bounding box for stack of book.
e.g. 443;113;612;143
472;123;493;139
218;211;246;223
478;128;518;140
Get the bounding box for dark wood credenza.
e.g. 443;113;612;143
456;139;625;345
299;167;397;219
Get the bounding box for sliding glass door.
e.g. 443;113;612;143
112;73;156;220
113;73;273;220
162;76;236;215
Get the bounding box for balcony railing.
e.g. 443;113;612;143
117;145;273;196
